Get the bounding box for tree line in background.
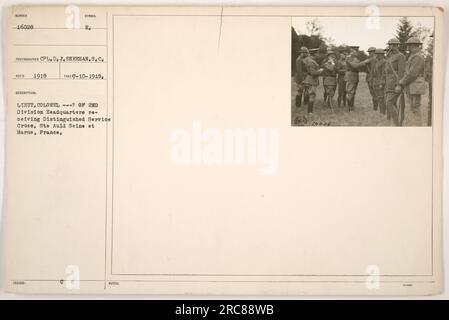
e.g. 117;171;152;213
291;17;433;76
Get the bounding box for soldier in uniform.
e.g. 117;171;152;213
371;48;387;115
344;45;370;111
322;50;338;110
384;38;406;126
336;46;348;108
366;47;377;110
302;48;324;114
315;44;328;66
315;44;328;101
384;47;390;58
294;47;309;108
398;37;426;126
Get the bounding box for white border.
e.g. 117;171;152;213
0;0;447;300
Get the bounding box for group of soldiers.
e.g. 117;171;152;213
294;36;431;126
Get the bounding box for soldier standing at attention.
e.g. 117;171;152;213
372;48;387;115
315;44;328;101
322;50;338;110
366;47;377;110
336;46;348;108
384;38;406;126
294;47;309;108
345;45;370;112
302;48;324;114
398;37;426;126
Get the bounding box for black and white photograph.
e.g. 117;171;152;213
291;16;434;126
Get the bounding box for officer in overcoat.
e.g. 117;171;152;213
397;37;426;126
385;38;406;125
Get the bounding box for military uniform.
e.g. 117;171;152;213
400;48;425;126
294;55;307;107
302;54;322;113
322;53;337;109
366;47;377;109
371;49;387;114
336;51;347;108
344;49;364;111
385;51;405;125
315;49;327;101
384;39;406;125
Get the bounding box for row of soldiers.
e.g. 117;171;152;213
294;36;430;126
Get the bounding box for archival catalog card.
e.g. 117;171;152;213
2;5;444;295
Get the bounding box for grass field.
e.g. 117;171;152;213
291;73;430;126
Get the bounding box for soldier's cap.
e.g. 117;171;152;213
375;48;385;54
338;46;350;52
367;46;376;52
309;48;319;53
299;46;309;53
406;37;422;45
327;50;336;55
387;38;400;45
349;45;359;49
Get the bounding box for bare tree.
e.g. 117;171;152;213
413;23;432;54
306;18;323;36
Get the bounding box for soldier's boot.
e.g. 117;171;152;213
373;98;378;111
337;96;341;108
329;97;334;111
392;113;400;126
388;106;399;126
343;95;347;107
307;101;314;114
380;101;386;115
295;94;302;108
348;98;354;111
304;93;309;105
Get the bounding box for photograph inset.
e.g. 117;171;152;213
291;16;434;126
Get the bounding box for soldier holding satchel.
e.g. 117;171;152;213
385;38;406;126
396;37;426;126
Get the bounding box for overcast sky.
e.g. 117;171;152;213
292;16;434;52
